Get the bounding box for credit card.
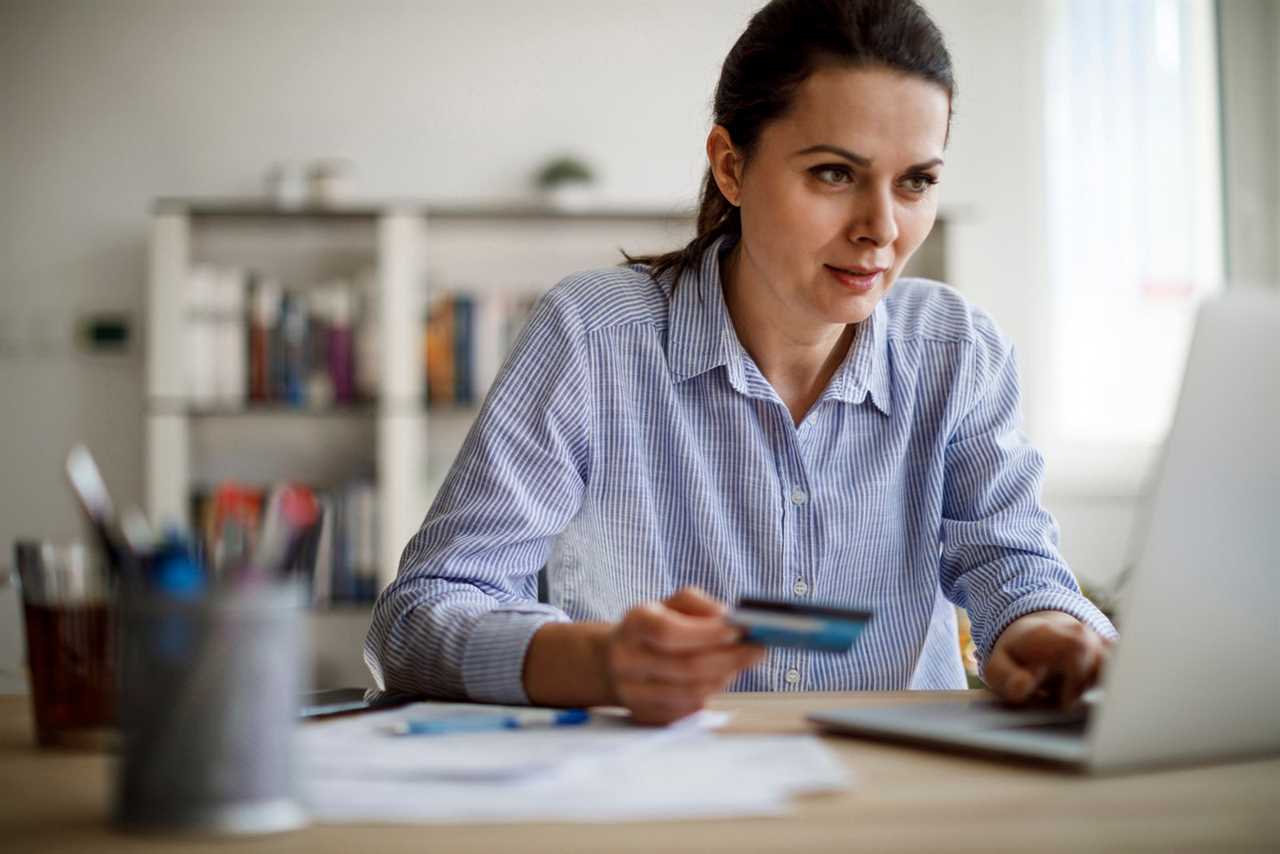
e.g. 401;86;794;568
727;596;872;652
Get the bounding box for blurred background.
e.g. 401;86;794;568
1;0;1276;691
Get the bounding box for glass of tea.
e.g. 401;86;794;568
14;540;116;748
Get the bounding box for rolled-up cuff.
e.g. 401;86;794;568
461;606;571;705
977;590;1118;677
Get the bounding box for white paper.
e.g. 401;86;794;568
301;702;729;782
300;703;851;824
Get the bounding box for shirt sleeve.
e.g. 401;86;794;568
937;327;1117;677
364;285;592;704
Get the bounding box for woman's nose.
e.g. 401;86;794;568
847;186;898;248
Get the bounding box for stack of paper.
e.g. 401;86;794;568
300;702;850;824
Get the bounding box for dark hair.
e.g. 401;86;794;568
623;0;955;284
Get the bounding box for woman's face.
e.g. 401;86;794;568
713;64;950;330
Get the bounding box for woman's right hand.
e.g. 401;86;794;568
605;586;766;725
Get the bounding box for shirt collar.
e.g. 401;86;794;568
818;296;892;416
666;233;892;416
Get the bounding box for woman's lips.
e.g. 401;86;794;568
825;264;884;292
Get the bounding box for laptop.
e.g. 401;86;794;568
808;290;1280;773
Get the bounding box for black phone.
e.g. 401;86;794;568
299;687;416;719
300;687;373;719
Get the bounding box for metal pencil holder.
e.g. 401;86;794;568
114;579;308;835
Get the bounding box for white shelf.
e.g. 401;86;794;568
146;203;429;592
145;199;695;592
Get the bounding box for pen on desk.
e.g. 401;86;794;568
390;708;590;736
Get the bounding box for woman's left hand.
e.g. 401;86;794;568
985;610;1113;709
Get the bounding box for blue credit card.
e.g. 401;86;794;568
727;596;872;653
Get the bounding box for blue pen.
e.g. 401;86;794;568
390;708;590;736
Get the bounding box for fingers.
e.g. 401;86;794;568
609;592;766;726
987;646;1048;704
990;614;1110;708
1058;630;1107;709
663;585;729;619
622;685;706;726
613;642;765;688
615;651;760;726
620;598;738;653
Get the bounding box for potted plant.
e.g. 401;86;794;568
534;155;596;211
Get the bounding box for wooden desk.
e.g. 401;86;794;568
2;691;1277;853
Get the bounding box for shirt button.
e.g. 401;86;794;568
789;487;808;506
785;668;801;686
792;578;809;596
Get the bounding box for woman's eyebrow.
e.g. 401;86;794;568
791;143;943;172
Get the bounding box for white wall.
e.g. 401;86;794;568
1219;0;1280;285
0;1;1132;689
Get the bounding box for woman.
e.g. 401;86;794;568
367;0;1116;725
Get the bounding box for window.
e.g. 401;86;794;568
1043;0;1223;447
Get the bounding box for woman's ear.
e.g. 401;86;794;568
706;125;744;207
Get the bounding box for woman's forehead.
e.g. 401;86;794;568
766;65;950;164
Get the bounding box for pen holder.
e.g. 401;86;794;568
114;580;308;835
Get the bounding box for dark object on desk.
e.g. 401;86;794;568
301;687;373;719
14;540;117;748
300;688;417;719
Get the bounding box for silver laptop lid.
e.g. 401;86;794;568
1087;290;1280;772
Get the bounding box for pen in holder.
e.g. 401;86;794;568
62;444;313;835
114;576;308;835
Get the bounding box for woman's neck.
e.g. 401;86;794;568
720;242;856;425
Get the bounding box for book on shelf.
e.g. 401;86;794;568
185;265;544;412
191;479;380;607
187;264;377;411
423;289;540;408
186;265;247;408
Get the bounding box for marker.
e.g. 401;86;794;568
389;708;590;736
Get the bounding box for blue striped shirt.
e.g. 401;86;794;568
365;234;1117;704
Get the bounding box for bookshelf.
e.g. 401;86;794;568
145;199;952;687
144;199;697;603
146;200;952;585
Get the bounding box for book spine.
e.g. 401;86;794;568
311;495;334;608
328;285;355;404
248;277;277;402
281;292;308;407
187;265;216;408
355;266;380;402
330;491;352;602
220;268;247;408
425;295;456;407
262;279;286;403
476;292;511;403
453;294;474;405
349;481;378;602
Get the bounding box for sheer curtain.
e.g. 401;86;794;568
1043;0;1223;447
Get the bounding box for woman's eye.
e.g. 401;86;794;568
902;174;938;194
811;165;852;186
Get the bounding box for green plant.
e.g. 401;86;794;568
535;155;594;189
